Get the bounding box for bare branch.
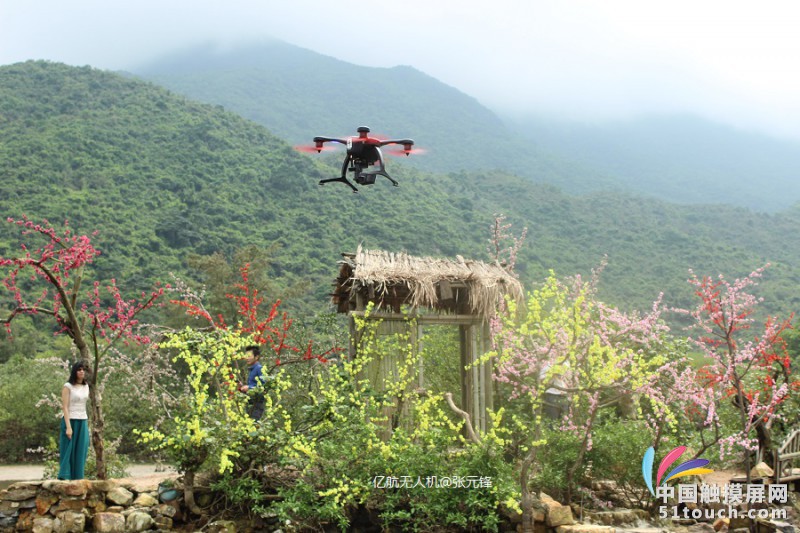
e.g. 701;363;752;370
444;392;481;445
1;305;58;324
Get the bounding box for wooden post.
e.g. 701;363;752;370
417;323;425;390
460;325;471;430
470;325;482;433
482;320;494;422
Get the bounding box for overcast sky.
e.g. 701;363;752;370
3;0;800;140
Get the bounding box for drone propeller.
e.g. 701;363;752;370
385;145;428;156
294;143;338;154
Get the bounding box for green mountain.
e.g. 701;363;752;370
130;40;619;192
2;61;799;326
132;40;800;212
507;113;800;212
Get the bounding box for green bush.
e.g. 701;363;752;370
529;428;583;501
272;412;518;532
0;354;65;462
587;417;653;508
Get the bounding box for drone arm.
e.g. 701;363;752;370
313;136;347;145
376;138;414;147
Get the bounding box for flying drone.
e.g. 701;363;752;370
296;126;421;192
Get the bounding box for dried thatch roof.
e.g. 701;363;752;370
333;246;523;318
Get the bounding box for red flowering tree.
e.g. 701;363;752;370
0;216;163;479
171;263;336;369
145;264;338;514
682;266;796;481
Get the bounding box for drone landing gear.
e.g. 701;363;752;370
319;175;360;193
318;153;399;193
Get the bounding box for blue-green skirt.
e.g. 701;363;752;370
58;418;90;480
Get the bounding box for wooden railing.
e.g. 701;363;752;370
774;429;800;483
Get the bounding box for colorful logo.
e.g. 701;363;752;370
642;446;714;496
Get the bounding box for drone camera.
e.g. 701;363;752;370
355;173;377;186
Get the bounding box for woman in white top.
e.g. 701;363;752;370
58;361;90;480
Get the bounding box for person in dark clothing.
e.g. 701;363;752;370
238;345;265;420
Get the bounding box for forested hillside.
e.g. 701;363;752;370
132;40;800;212
130;41;619;192
508;113;800;212
2;61;799;336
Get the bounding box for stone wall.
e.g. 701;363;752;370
0;479;180;533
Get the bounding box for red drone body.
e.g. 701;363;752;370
296;126;421;192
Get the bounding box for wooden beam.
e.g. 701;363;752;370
348;311;482;325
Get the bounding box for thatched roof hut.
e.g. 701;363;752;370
332;246;523;318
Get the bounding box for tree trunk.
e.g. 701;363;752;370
566;404;599;504
519;424;543;533
756;421;773;468
89;385;106;480
183;470;204;516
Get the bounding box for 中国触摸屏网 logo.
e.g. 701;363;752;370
641;445;713;496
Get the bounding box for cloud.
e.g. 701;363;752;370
2;0;799;139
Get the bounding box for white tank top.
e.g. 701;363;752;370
64;382;89;420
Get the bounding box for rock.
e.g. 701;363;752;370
53;498;88;513
756;519;796;533
16;510;34;531
713;517;729;531
686;523;715;533
547;505;575;527
1;486;37;501
93;512;125;533
0;513;17;529
132;493;158;507
750;461;775;479
540;492;557;503
556;525;615;533
750;462;774;479
207;520;237;532
587;509;649;526
0;500;19;515
56;510;86;533
17;498;36;510
35;494;58;516
87;494;107;511
125;510;154;532
89;480;118;494
32;516;55;533
540;497;563;514
41;480;91;498
729;516;751;530
153;516;173;530
106;487;134;506
155;503;177;518
5;481;43;492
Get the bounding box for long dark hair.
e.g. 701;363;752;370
68;361;89;385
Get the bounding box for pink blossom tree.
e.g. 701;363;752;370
681;266;795;482
489;267;670;528
0;216;163;478
635;351;717;456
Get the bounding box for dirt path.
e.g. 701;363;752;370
0;464;174;481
